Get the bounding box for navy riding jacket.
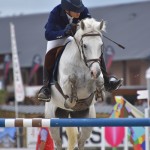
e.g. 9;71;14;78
45;4;91;41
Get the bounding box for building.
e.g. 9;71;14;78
0;1;150;96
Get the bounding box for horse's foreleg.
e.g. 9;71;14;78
66;127;78;150
50;127;62;150
45;102;62;150
77;105;96;150
95;79;105;102
64;74;78;109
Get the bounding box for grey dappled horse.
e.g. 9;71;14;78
45;18;106;150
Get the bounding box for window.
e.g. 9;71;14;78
129;67;140;85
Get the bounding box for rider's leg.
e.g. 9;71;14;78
38;47;63;101
100;53;122;92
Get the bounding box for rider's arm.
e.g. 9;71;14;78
45;8;67;41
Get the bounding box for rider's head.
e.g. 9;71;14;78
61;0;85;18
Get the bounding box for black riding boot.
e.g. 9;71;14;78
38;67;51;102
38;46;63;102
101;54;122;92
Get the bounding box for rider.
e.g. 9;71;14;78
38;0;122;102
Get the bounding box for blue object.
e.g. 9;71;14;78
45;4;91;41
61;0;85;13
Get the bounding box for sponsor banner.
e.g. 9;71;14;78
10;23;25;102
28;54;42;84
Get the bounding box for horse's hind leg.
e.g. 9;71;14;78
78;127;93;150
77;105;96;150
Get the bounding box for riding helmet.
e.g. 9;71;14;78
61;0;85;13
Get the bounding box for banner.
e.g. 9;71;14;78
3;54;11;81
110;96;145;150
104;45;115;72
28;54;42;85
10;23;25;102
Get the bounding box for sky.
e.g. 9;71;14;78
0;0;148;17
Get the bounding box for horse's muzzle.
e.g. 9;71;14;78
91;70;100;79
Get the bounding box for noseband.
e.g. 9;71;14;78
74;33;103;68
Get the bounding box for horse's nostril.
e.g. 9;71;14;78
91;71;94;77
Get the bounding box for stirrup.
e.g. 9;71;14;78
38;97;51;102
37;86;51;102
38;92;51;102
38;93;51;102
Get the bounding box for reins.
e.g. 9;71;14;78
73;33;102;68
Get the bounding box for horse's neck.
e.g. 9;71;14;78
58;39;88;82
62;40;83;67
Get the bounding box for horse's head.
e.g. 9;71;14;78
74;18;106;79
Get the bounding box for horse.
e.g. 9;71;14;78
45;18;106;150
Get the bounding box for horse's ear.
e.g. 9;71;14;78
99;20;105;31
81;20;85;30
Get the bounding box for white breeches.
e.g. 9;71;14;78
46;36;73;54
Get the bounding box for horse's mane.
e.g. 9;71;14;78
75;18;106;40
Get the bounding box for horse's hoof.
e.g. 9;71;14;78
96;90;105;102
64;98;77;109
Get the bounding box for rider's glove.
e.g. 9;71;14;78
64;23;77;37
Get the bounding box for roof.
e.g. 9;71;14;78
0;14;48;67
92;1;150;61
0;1;150;67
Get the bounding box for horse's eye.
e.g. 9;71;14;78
83;44;87;49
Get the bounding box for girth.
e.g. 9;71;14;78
55;82;95;111
71;93;94;111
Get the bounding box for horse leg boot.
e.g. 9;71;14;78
38;47;63;102
64;74;78;109
100;54;123;92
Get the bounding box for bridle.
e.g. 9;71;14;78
74;33;103;69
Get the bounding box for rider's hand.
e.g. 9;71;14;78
64;23;77;37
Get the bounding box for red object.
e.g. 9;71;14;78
105;127;125;147
133;144;142;150
36;127;54;150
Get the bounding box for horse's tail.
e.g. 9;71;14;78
65;127;78;150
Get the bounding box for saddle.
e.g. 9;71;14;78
50;44;67;84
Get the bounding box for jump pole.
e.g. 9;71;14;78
1;118;150;127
